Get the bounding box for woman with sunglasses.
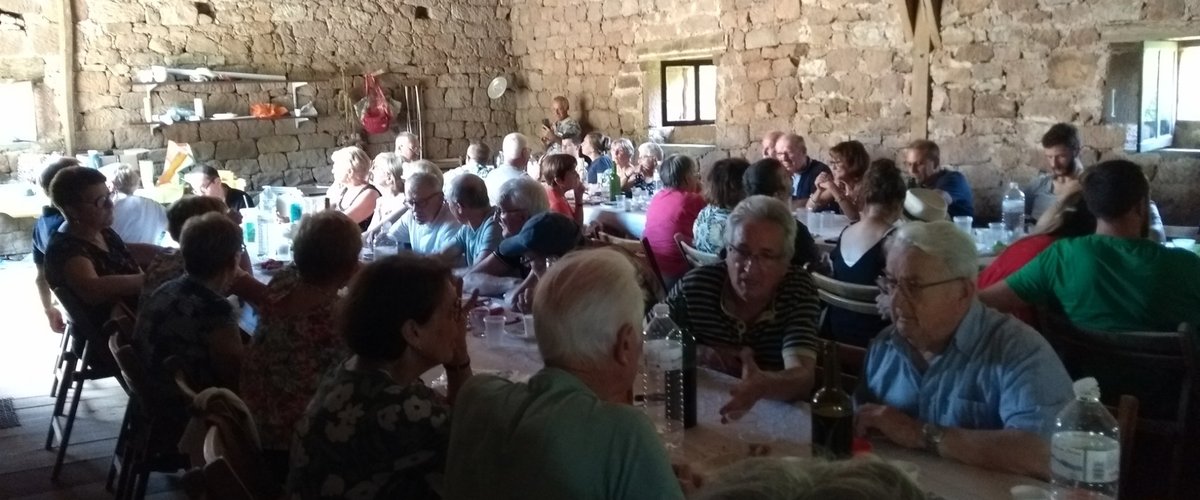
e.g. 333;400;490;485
43;166;144;333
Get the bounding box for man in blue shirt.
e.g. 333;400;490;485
31;157;80;333
857;221;1071;479
774;133;830;207
904;140;974;218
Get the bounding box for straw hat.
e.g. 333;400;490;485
903;188;948;222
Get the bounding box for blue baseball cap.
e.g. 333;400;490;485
498;212;581;257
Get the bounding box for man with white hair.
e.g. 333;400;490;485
484;132;531;206
394;131;420;163
445;248;686;499
760;130;783;159
774;133;829;206
467;176;550;277
856;221;1071;479
386;172;463;266
108;164;167;244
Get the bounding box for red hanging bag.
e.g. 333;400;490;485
360;73;392;134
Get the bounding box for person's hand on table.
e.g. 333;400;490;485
44;307;66;333
719;348;767;423
512;279;537;314
854;403;923;449
672;462;704;495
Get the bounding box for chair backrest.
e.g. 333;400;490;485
201;427;255;500
815;289;878;316
811;272;878;303
674;232;720;270
815;341;867;393
640;237;668;292
201;407;278;500
1108;394;1139;500
52;286;100;341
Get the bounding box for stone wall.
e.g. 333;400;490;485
2;0;516;188
510;0;1200;224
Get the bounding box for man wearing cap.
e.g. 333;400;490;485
902;188;950;223
904;140;974;218
386;172;464;265
496;212;582;312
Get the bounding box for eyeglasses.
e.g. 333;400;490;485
876;275;963;298
406;191;442;209
86;192;114;210
728;246;787;268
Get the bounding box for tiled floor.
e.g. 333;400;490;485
0;256;185;500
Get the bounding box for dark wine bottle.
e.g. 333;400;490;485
811;340;853;459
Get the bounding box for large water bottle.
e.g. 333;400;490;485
1002;182;1025;235
257;188;274;257
643;303;686;449
1050;377;1120;499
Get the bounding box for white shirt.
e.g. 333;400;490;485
386;201;464;264
111;192;167;244
484;164;530;206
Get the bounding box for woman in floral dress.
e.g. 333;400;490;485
287;253;472;500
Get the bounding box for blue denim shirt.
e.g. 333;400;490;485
856;300;1072;436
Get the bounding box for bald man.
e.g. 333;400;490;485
541;96;582;152
774;133;830;206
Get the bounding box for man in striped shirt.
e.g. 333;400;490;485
667;196;821;419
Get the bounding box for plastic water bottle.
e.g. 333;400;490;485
1002;182;1025;236
643;304;690;449
256;188;274;257
1050;378;1120;499
88;150;103;169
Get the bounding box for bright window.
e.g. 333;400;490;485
0;81;37;144
660;60;716;126
1177;46;1200;121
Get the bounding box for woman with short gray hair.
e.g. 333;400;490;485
667;195;820;420
611;138;646;193
637;142;664;189
644;154;707;286
107;163;167;244
467;176;551;278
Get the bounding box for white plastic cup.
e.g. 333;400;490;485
522;314;535;338
953;215;973;234
806;211;821;233
468;307;490;337
483;315;506;339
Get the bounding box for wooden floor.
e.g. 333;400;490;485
0;257;185;500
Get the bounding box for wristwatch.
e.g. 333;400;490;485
922;422;945;455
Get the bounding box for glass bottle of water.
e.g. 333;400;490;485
643;303;685;450
1050;377;1120;500
257;188;275;257
1002;182;1025;235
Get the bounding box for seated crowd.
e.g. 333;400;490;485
28;109;1200;499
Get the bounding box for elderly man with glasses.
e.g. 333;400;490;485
386;172;463;265
856;221;1071;479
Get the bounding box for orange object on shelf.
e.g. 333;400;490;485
250;103;288;118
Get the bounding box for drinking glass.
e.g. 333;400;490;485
806;211;821;234
468;306;490;338
953;215;973;235
725;411;773;457
521;314;535;338
988;222;1006;246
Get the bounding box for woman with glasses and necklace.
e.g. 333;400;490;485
328;146;381;231
666;195;821;421
44;166;145;334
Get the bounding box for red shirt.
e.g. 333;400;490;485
978;234;1057;326
546;185;575;218
644;188;707;281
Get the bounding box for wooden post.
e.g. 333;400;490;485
58;0;76;154
899;0;940;141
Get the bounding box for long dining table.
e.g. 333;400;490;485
446;326;1054;500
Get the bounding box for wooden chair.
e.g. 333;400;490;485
1038;309;1197;498
674;232;720;270
814;341;867;394
45;287;121;480
1109;395;1139;500
640;237;668;292
105;306;189;500
197;426;257;500
810;272;878;303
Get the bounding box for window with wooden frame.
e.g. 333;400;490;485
660;60;716;126
1106;39;1200;152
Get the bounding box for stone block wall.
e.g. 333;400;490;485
510;0;1200;223
2;0;517;189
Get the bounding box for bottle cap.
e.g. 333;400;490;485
1072;377;1101;400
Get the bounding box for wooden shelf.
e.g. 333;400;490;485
129;115;314;126
130;80;319;89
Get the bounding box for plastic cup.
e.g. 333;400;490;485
468;307;490;338
806;211;821;233
521;314;535;338
1174;238;1196;251
953;215;973;234
483;315;506;339
988;222;1006;245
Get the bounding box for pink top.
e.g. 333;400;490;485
644;188;706;281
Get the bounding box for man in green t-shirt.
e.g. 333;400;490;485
443;248;689;500
980;160;1200;332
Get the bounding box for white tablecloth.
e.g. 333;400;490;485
452;334;1052;500
583;204;647;238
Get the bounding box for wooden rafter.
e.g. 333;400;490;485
897;0;942;140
